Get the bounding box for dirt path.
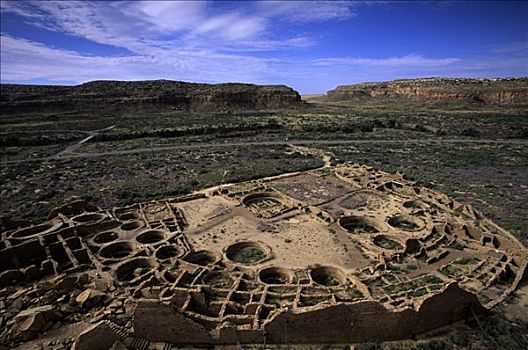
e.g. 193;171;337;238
290;145;333;168
3;138;527;164
50;125;116;159
54;138;528;158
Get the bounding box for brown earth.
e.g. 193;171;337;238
1;161;526;348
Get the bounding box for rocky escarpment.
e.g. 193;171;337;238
325;78;528;105
0;80;304;115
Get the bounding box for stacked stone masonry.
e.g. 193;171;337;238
0;164;526;346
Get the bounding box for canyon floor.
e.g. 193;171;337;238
1;93;527;349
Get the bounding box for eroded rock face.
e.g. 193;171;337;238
75;289;107;308
10;305;61;341
133;300;212;344
0;80;304;115
72;321;117;350
325;78;528;104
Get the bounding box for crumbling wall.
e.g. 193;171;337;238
132;283;484;344
133;300;212;344
264;283;484;343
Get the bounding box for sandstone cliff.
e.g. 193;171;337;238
0;80;303;115
325;78;528;105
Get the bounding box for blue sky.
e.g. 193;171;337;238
1;1;527;93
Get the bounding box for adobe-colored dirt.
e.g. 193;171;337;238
1;162;526;348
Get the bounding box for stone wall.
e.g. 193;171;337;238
133;283;485;344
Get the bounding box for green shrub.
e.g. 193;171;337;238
415;339;450;350
449;332;470;347
355;342;381;350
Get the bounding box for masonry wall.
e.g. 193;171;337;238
264;283;484;343
133;283;485;344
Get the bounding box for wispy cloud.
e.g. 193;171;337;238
192;13;264;41
1;1;526;93
0;1;315;52
256;1;358;22
6;32;518;93
130;1;207;33
487;41;528;55
311;54;460;67
0;34;269;83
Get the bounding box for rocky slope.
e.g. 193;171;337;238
325;78;528;104
0;80;304;115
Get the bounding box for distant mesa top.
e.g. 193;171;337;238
1;163;526;346
323;77;528;104
2;77;527;117
0;79;304;115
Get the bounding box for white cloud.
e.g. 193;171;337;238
311;55;460;67
192;13;266;41
256;1;357;22
132;1;206;32
5;33;506;94
3;32;526;94
0;0;311;52
488;41;528;55
0;34;269;83
1;1;526;93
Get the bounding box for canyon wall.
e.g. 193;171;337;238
0;80;304;115
325;78;528;104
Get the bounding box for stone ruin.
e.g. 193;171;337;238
0;163;526;348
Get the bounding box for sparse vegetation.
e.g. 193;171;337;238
455;257;477;265
450;242;465;250
374;236;403;250
0;79;526;349
449;332;470;347
232;247;265;264
345;286;364;299
355;342;381;350
388;216;419;231
342;218;379;233
415;339;450;350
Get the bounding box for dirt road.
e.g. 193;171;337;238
3;137;527;164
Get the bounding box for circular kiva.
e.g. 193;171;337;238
202;271;235;289
99;241;134;259
10;221;62;239
373;235;404;251
242;192;284;207
136;230;166;244
388;215;425;232
72;212;106;224
259;267;292;285
225;241;268;265
183;250;217;266
339;216;380;234
116;211;140;220
93;231;119;244
338;191;386;210
403;200;427;210
116;257;153;283
155;245;180;260
310;266;347;286
120;220;145;231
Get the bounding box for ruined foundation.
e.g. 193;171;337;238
0;163;526;347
